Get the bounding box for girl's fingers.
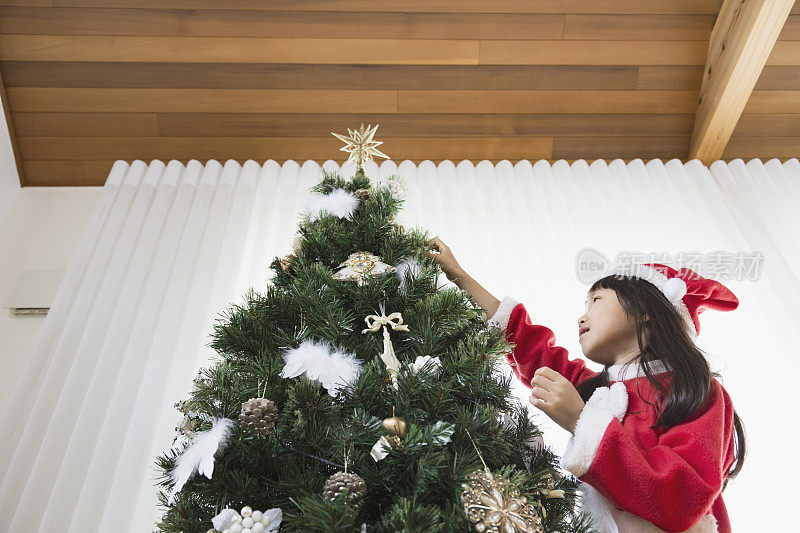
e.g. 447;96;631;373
534;367;562;383
530;394;548;410
530;386;549;403
530;375;552;391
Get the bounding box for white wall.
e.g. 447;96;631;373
0;94;20;234
0;188;103;416
0;91;104;415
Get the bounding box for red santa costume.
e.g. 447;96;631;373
487;263;740;533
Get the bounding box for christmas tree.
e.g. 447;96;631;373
153;124;594;533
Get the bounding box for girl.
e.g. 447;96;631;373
425;237;746;533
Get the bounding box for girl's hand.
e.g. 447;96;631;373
529;367;586;434
424;237;464;281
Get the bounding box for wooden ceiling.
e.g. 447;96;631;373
1;1;798;186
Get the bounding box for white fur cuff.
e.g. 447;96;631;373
487;295;520;330
562;382;628;477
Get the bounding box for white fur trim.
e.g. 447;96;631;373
487;294;520;330
606;263;670;293
578;483;620;533
561;382;628;477
677;298;698;339
578;482;719;533
611;507;718;533
606;358;672;382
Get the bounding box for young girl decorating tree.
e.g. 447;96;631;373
425;237;746;533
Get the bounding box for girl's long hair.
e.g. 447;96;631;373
574;274;746;491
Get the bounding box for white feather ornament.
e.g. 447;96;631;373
410;355;442;375
305;187;360;221
168;417;236;502
280;338;363;397
395;257;422;294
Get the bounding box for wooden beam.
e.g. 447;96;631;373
0;69;24;187
690;0;795;164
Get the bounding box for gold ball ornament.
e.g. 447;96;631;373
461;467;544;533
381;415;408;439
322;471;367;512
239;397;279;438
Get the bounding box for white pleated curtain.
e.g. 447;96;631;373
1;157;798;532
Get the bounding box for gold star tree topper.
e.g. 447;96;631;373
331;123;390;171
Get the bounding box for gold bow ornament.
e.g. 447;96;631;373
361;304;410;390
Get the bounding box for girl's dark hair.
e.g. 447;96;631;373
575;274;746;492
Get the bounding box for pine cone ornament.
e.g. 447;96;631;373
322;471;367;512
354;188;370;203
239;397;278;438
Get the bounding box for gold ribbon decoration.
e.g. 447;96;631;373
332;251;396;286
361;304;410;390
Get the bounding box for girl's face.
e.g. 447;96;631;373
578;287;643;366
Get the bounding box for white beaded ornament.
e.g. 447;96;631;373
212;505;282;533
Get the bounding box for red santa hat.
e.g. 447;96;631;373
604;262;739;337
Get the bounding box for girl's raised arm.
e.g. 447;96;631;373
424;237;500;320
424;237;595;389
487;295;599;389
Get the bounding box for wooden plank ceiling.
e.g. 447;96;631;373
1;0;798;186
